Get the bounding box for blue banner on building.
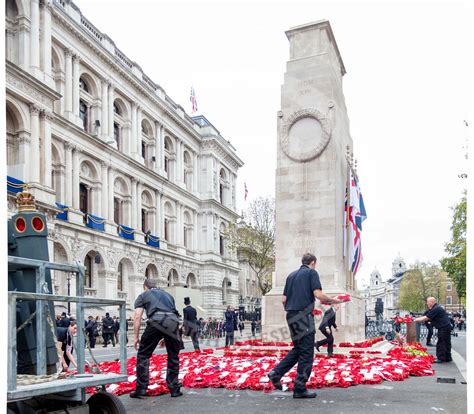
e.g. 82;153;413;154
118;224;135;240
85;213;105;231
145;233;160;248
7;176;26;193
56;202;69;221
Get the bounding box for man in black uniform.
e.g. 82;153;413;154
131;279;183;398
183;297;200;351
414;297;452;363
56;321;77;372
267;253;342;398
315;305;339;356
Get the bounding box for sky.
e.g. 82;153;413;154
73;0;471;288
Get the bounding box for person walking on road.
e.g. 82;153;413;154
224;306;237;347
315;304;339;356
267;253;342;399
183;297;200;351
130;278;182;398
102;312;115;347
414;297;452;363
85;315;98;348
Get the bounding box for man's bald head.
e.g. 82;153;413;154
426;297;437;309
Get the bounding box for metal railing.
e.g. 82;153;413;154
8;256;127;394
365;320;439;341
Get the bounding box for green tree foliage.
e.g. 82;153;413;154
226;197;275;295
440;192;466;302
399;263;447;312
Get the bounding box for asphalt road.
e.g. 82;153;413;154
91;332;467;414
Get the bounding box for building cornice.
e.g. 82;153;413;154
6;61;62;106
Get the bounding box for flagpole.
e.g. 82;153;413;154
345;146;354;290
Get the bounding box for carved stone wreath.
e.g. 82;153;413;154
280;108;332;162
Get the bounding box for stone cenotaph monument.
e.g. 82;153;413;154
262;20;365;343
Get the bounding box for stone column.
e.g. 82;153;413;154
40;0;53;85
131;178;137;229
108;167;114;221
136;106;142;158
160;125;165;171
193;211;198;251
193;153;199;194
159;193;165;237
17;132;31;182
72;54;81;119
136;181;142;232
108;82;114;142
176;140;182;183
64;49;73;116
154;190;160;235
29;0;41;77
17;17;30;70
130;102;137;157
101;79;108;138
40;110;53;187
154;121;160;171
72;147;80;209
29;104;41;183
64;143;73;206
101;162;108;219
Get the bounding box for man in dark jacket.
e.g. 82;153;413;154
224;306;237;347
251;319;257;337
267;253;341;399
315;305;339;356
85;315;98;348
131;278;182;398
415;297;452;363
102;312;115;347
57;312;71;328
183;297;200;351
113;316;120;344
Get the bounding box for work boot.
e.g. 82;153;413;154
267;371;282;390
170;388;183;397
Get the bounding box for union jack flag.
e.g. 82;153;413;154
190;86;198;113
345;170;367;276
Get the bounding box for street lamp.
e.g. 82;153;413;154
66;272;72;315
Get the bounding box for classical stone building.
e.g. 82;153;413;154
362;256;407;319
5;0;244;318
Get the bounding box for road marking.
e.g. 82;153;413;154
451;348;467;382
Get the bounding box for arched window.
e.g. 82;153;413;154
117;262;123;291
183;151;193;191
113;102;121;115
84;254;92;288
79;183;89;215
79;77;89;93
219;223;226;256
79;100;89;131
167;269;179;287
219;168;227;204
114;123;121;151
164;218;169;241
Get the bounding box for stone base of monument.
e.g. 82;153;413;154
262;289;366;344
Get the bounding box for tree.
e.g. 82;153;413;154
226;197;275;295
440;192;466;302
399;262;448;312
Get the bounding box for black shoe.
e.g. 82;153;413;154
267;371;282;390
102;345;107;348
426;343;434;347
170;389;183;398
315;343;320;352
293;390;317;399
130;391;148;398
433;359;444;363
328;353;333;357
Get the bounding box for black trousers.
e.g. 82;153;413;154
87;332;96;348
184;323;201;351
225;331;234;347
136;315;181;393
316;328;334;355
103;332;115;346
272;312;315;393
436;326;452;362
426;323;433;344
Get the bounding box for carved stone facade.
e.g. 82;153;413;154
6;0;244;318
